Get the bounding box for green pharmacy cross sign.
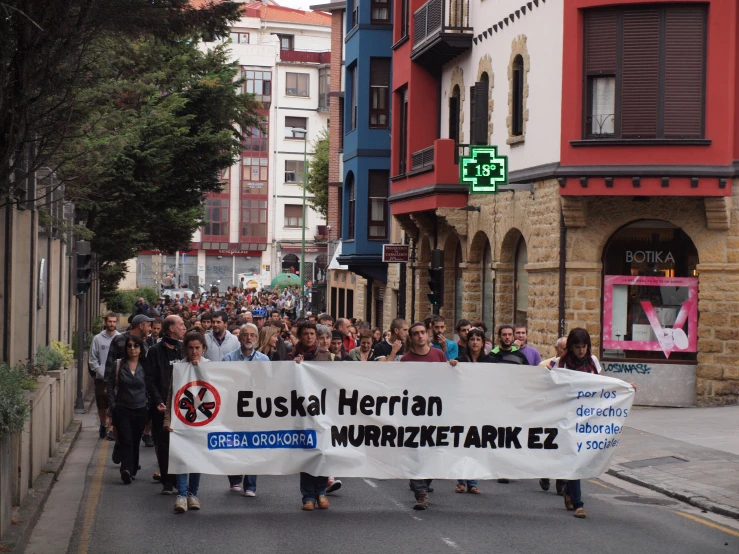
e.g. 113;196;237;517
460;146;508;193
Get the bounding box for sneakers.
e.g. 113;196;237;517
142;434;154;447
563;491;574;511
326;478;342;494
99;424;106;439
121;470;132;484
302;500;315;511
413;491;429;510
174;496;188;513
187;494;201;510
244;490;256;497
539;478;551;491
555;480;565;496
574;507;586;518
230;484;242;492
161;484;175;495
105;430;114;442
153;472;161;482
317;495;329;509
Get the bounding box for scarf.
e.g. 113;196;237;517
559;352;597;373
292;342;318;361
162;336;181;347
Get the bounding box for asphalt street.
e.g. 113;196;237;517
55;429;738;554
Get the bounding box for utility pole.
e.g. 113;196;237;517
296;127;309;317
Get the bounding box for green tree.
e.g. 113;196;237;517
57;37;263;294
305;127;329;220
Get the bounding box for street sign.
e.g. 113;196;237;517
460;145;508;193
382;244;410;263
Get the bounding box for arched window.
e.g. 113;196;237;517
514;237;528;324
345;173;355;240
512;55;524;136
282;253;299;274
454;242;463;323
482;240;493;330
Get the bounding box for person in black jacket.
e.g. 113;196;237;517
145;315;186;494
107;333;148;484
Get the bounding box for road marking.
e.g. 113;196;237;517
673;511;739;538
363;478;378;488
441;537;461;550
588;479;614;490
390;498;422;521
76;439;109;554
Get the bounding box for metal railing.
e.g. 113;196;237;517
411;145;435;172
413;0;471;49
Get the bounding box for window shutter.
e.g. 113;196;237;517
620;9;659;138
664;6;706;138
585;10;618;74
368;171;388;197
449;95;459;143
473;81;489;145
370;58;390;86
469;85;476;144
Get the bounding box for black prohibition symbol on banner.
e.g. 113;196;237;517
168;361;634;480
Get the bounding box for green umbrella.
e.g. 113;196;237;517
270;272;302;289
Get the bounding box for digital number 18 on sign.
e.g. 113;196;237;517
460;146;508;194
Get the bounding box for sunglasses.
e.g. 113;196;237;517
126;343;141;349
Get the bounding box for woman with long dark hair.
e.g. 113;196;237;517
557;327;635;519
107;333;148;485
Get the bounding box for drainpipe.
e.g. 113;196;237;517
558;210;566;338
3;203;11;361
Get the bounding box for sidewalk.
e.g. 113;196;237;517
608;405;739;519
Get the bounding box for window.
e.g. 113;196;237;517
318;68;330;110
367;170;388;240
241;199;268;239
241;156;268;195
241;68;272;107
583;6;706;140
369;58;390;128
285;160;305;183
349;66;358;131
284;205;303;228
204;198;229;237
218;166;231;194
243;126;268;153
352;0;358;28
398;87;408;174
400;0;409;38
346;173;355;240
469;76;489;145
514;237;528;325
512;56;524;137
449;86;460;145
229;32;249;44
338;97;345;150
286;73;309;97
277;34;294;51
285;116;307;139
371;0;389;23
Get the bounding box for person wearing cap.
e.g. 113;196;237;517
252;307;268;330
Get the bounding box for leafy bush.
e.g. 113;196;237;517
106;286;158;315
51;341;75;368
36;345;66;372
0;363;31;438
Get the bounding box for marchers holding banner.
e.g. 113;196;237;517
169;361;634;480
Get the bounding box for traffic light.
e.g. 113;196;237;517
427;249;444;313
76;240;92;295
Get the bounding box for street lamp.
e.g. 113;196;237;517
293;127;309;316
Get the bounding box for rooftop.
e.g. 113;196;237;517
191;0;331;26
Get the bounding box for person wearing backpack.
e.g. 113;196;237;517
106;334;148;485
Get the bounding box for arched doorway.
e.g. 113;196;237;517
281;253;299;274
482;240;493;331
601;219;699;362
514;237;528;324
314;254;328;283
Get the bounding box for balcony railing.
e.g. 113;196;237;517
411;145;435;172
280;50;331;64
413;0;471;50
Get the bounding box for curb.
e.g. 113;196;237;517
607;468;739;520
1;417;84;553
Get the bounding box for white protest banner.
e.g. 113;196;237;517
169;361;634;479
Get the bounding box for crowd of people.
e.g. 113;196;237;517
88;285;626;520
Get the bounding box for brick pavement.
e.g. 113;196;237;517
608;405;739;519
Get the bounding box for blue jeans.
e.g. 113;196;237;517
565;480;583;509
299;472;328;503
457;479;478;488
228;475;257;492
176;474;201;497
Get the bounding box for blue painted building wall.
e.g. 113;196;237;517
339;0;393;282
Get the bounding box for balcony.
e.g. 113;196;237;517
411;0;473;71
279;49;331;64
